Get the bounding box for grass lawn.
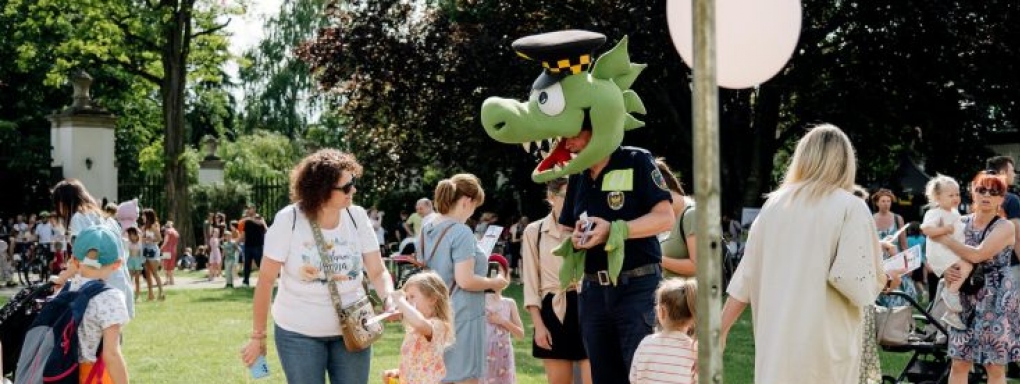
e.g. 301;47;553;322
4;279;1018;383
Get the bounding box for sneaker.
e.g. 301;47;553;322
942;290;964;313
942;312;966;330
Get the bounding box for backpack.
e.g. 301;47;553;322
15;280;111;384
0;283;53;377
677;206;743;289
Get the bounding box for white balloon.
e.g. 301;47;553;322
667;0;802;89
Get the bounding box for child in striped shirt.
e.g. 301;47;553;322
630;278;698;384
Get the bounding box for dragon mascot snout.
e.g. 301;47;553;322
480;30;648;183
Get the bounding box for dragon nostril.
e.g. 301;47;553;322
494;121;506;130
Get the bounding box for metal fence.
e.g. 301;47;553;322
243;176;291;220
117;176;290;222
118;176;166;217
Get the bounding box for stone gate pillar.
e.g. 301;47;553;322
49;70;118;202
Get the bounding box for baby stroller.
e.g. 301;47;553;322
0;282;53;380
877;283;986;383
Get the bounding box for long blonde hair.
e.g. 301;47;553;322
775;124;857;201
403;271;455;348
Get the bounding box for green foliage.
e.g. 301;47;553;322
138;137;201;183
189;182;252;229
218;131;304;182
239;0;334;138
296;0;1019;214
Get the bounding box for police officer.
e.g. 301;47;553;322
512;30;675;383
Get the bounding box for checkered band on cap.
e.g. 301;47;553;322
541;54;592;75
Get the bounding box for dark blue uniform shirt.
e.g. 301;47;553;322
559;146;672;273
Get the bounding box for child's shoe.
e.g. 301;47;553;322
942;312;966;330
942;290;963;313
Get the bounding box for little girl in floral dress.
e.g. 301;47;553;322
483;255;525;384
383;271;454;384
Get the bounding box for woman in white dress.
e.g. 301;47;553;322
720;124;890;383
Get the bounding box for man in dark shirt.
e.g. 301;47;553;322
240;210;267;287
558;130;675;383
987;156;1020;378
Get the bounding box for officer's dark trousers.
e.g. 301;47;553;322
242;245;263;285
579;271;658;384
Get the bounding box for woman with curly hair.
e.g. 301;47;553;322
242;149;396;383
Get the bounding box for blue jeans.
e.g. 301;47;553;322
274;324;371;384
579;271;658;384
242;245;263;285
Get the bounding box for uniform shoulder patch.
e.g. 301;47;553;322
652;169;669;192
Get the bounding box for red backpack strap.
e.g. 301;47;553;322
84;356;106;384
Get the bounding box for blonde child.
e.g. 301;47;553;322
208;228;222;280
382;271;454;384
68;226;131;383
482;255;525;384
630;278;698;384
125;227;144;302
919;175;968;329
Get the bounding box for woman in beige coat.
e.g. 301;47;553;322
720;124;889;383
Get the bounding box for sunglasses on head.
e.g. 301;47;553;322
975;186;1003;197
334;177;357;194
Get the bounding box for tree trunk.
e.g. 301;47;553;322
742;84;781;208
161;1;195;249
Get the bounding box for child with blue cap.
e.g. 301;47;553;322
68;225;131;383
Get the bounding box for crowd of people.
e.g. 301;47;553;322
5;123;1020;384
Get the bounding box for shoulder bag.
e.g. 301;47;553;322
307;208;383;352
960;215;999;295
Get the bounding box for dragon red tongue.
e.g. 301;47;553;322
536;139;571;172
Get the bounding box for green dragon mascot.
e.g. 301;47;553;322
480;30;647;183
480;30;674;384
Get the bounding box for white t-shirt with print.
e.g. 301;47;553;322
68;277;130;363
265;204;381;337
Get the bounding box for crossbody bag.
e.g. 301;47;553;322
303;207;383;352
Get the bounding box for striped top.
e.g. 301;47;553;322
629;331;697;384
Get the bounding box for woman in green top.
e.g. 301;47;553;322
656;159;697;279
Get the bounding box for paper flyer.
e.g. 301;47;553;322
478;225;503;256
883;244;923;274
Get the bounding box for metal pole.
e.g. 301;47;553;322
691;0;722;382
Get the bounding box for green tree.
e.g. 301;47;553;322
218;131;303;182
5;0;237;246
297;0;1019;216
239;0;334;139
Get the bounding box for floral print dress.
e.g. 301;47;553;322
948;216;1020;364
483;296;516;384
399;319;448;384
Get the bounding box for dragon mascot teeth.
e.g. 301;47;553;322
480;30;647;183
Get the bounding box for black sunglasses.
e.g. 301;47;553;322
334;177;357;194
975;186;1003;197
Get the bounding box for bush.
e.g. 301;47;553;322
189;183;252;242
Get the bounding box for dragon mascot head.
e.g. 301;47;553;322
480;30;647;183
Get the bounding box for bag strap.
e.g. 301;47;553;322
979;215;1000;242
310;219;350;321
533;222;544;288
417;221;455;268
677;205;693;243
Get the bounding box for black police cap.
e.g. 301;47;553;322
512;30;607;89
